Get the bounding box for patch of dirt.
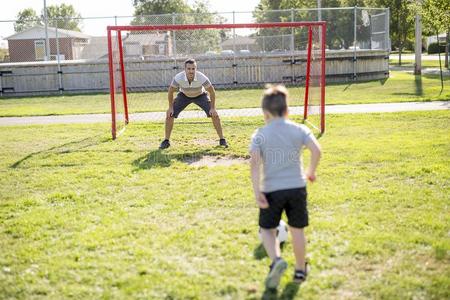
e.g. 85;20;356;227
186;155;249;167
193;139;216;146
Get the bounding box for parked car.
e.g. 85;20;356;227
220;50;234;55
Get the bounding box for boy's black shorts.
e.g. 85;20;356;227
173;92;211;118
259;187;308;229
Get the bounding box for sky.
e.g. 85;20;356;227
0;0;261;46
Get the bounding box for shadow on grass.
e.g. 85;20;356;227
132;147;227;169
342;83;353;92
10;135;109;168
253;242;286;260
379;77;388;85
415;74;423;96
262;282;300;300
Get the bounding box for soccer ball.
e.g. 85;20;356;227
258;220;289;244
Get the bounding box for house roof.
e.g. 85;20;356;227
123;32;168;44
6;25;91;40
221;35;256;47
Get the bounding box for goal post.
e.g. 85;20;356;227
107;22;326;139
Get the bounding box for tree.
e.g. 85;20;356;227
45;4;82;31
132;0;192;24
253;0;372;51
419;0;449;68
131;0;225;55
14;4;82;33
367;0;415;64
418;0;450;89
14;8;42;33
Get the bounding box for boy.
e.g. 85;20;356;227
249;85;322;289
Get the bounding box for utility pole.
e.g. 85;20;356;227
44;0;51;61
414;0;422;75
317;0;322;21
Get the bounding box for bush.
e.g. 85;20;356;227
428;42;446;54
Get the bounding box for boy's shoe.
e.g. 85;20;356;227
265;258;288;289
219;138;228;148
293;262;308;284
159;139;170;149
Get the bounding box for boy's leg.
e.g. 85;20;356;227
290;226;306;271
285;187;309;282
261;228;287;289
260;228;280;260
259;191;288;289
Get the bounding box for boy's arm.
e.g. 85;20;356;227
305;138;322;182
250;150;269;208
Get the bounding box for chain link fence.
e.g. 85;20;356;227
0;7;389;96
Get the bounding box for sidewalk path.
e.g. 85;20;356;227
0;101;448;126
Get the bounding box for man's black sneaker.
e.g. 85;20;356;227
159;139;170;149
265;257;287;289
293;262;308;284
219;138;228;148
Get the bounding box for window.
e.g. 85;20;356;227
34;40;45;60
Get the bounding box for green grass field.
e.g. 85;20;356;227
389;58;448;68
1;111;449;299
0;70;448;117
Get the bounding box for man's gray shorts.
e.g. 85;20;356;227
173;92;211;118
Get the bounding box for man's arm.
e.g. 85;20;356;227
205;85;218;117
305;138;322;182
167;86;176;117
168;86;176;108
250;150;269;208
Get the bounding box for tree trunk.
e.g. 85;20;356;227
437;32;444;93
445;30;449;69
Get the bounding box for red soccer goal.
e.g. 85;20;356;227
107;22;326;139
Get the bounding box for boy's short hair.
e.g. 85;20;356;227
184;58;196;66
262;84;288;117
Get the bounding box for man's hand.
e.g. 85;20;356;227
255;192;269;209
166;107;174;118
209;108;218;117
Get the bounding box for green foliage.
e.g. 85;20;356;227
45;4;82;31
420;0;450;35
131;0;225;55
13;4;82;33
428;42;446;54
13;8;42;33
0;111;449;298
131;0;192;24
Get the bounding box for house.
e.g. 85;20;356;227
79;36;109;60
122;32;172;57
5;25;91;62
221;35;259;52
425;33;448;48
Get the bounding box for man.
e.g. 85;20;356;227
159;58;228;149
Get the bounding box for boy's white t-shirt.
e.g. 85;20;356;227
250;118;315;193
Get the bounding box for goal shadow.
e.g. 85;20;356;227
10;135;109;169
